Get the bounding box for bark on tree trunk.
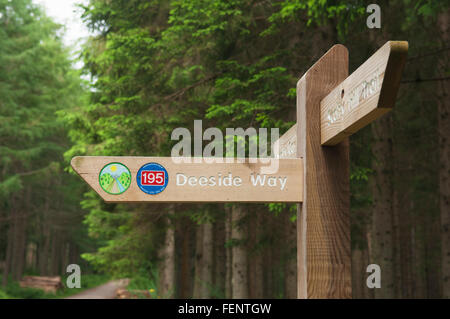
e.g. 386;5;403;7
224;206;232;299
352;248;364;298
412;223;427;298
201;220;213;298
179;216;192;298
2;216;14;287
213;209;226;298
10;206;20;281
231;205;248;298
61;242;68;276
263;212;273;299
248;209;264;299
392;140;412;298
437;9;450;298
253;211;264;299
15;210;27;281
38;190;51;276
49;229;59;275
370;116;395;298
159;208;176;298
284;210;297;299
352;222;374;299
193;222;204;298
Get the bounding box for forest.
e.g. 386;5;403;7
0;0;449;299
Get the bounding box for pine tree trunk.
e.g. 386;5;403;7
272;215;282;298
394;191;410;298
39;192;51;276
61;242;68;275
352;222;374;299
39;223;50;276
248;210;263;299
2;216;14;287
365;232;375;299
201;221;213;298
370;116;395;298
193;222;204;298
284;211;297;299
231;205;248;298
16;188;31;279
69;243;79;267
10;207;20;281
159;209;176;298
179;216;192;298
213;209;226;298
352;248;365;298
15;210;27;280
426;215;442;298
263;212;273;299
248;211;255;298
49;229;59;275
437;9;450;298
253;212;264;299
224;206;232;298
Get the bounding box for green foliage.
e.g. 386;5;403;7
0;0;81;195
3;280;48;299
127;265;159;297
0;0;95;280
0;289;11;299
79;192;162;278
262;0;366;39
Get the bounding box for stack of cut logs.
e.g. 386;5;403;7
116;288;151;299
19;276;63;293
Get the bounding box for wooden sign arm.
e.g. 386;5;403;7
320;41;408;145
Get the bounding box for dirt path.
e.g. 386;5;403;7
66;279;129;299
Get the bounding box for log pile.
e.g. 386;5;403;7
19;276;63;293
116;288;151;299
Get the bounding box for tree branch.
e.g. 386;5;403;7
407;47;450;62
401;76;450;84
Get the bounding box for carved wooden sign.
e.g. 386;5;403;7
274;124;297;159
320;41;408;145
71;156;303;203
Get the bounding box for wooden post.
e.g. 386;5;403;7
297;45;351;298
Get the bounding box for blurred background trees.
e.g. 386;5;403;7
0;0;92;291
0;0;449;298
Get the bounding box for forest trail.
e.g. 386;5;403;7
65;279;129;299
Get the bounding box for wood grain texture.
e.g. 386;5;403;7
297;44;351;298
274;124;297;159
71;156;303;203
320;41;408;145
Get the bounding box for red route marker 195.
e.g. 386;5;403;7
141;171;165;186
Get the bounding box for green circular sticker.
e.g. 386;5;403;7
99;162;131;195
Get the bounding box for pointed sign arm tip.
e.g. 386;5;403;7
389;40;409;52
320;40;408;146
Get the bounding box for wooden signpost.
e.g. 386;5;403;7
72;41;408;299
